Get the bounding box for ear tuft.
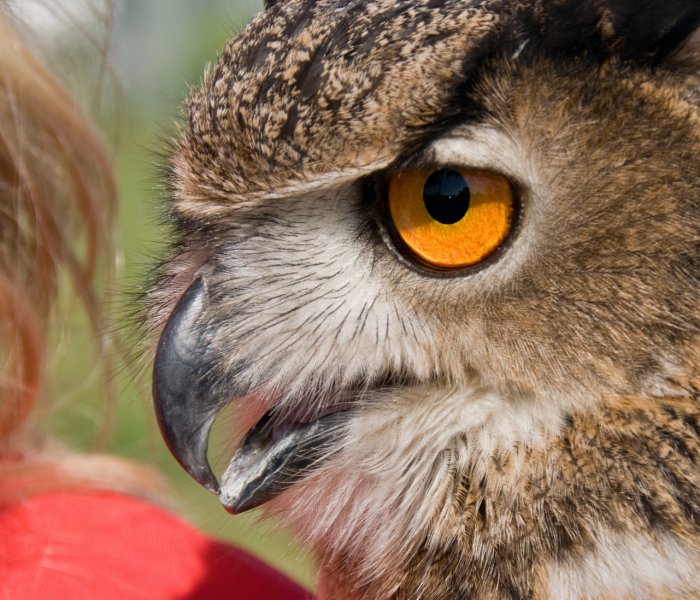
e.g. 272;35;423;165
604;0;700;59
264;0;280;9
670;26;700;68
527;0;700;61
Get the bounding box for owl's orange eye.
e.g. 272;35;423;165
388;167;515;270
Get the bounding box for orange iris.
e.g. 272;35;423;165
388;167;515;270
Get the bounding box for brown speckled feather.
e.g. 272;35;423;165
338;393;700;599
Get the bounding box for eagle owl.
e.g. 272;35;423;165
148;0;700;598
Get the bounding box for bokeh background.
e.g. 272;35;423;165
20;0;317;591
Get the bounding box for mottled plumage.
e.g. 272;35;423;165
148;1;700;598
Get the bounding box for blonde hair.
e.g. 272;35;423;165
0;11;163;502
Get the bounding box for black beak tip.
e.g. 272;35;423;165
183;458;221;495
153;391;221;495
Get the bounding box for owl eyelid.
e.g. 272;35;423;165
385;150;439;174
386;161;509;179
428;128;528;180
382;125;524;181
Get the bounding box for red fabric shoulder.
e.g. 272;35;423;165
0;490;314;600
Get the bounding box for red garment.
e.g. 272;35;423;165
0;490;313;599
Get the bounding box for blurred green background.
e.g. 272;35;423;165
33;0;318;591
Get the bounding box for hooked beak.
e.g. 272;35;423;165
152;276;345;511
152;277;224;493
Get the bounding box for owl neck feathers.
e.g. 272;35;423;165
283;385;700;600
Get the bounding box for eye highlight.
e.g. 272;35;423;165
387;167;515;270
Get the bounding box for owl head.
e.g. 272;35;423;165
149;0;700;597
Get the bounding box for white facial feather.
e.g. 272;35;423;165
278;384;571;588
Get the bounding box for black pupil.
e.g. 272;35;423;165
423;169;471;225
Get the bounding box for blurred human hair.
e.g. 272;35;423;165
0;5;162;503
